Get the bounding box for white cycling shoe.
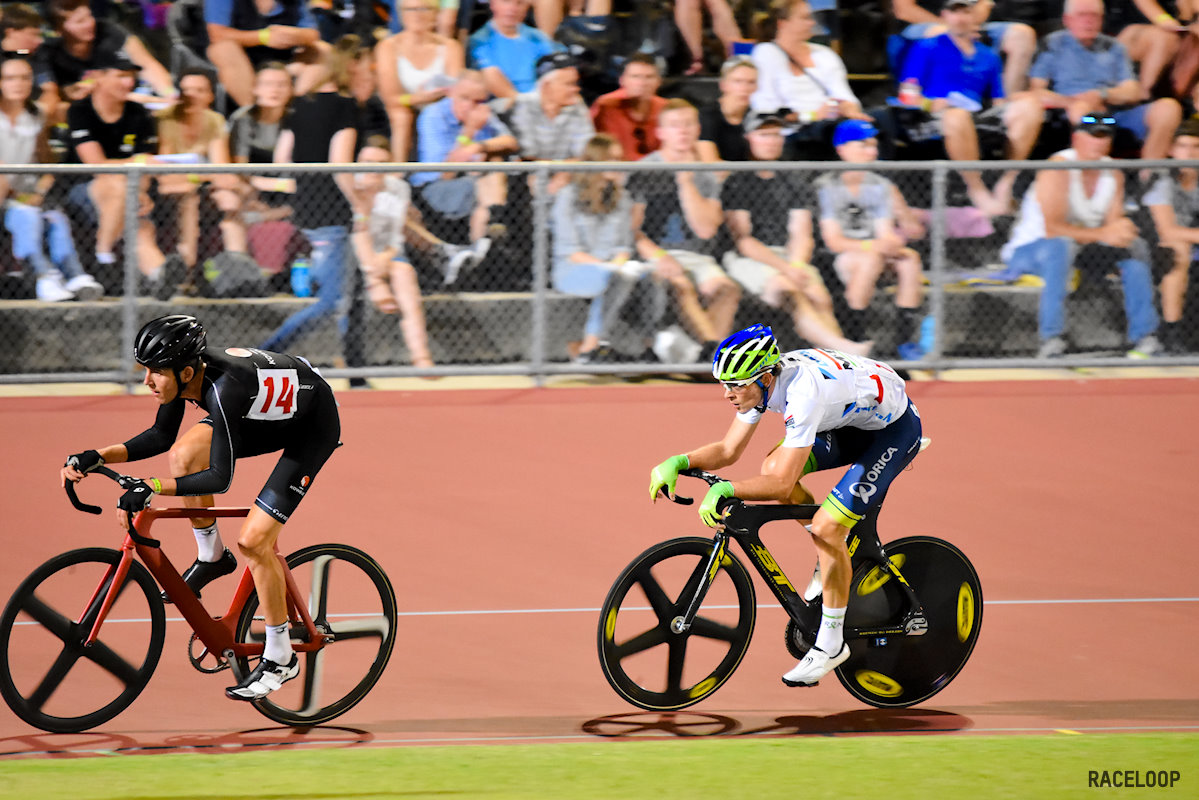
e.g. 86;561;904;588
782;643;850;687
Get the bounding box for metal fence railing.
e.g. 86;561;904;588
1;158;1197;384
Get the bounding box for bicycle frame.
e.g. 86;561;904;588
82;506;330;671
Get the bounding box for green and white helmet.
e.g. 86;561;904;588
711;324;781;383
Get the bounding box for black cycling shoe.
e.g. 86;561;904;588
162;548;237;604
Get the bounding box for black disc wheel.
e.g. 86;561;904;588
598;537;756;711
835;536;983;708
233;544;397;727
0;548;165;733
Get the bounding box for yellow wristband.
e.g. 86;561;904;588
456;134;472;146
259;28;270;46
790;260;810;270
861;240;873;252
652;248;667;260
275;178;290;192
149;477;162;494
399;94;412;107
1157;12;1178;24
186;174;201;184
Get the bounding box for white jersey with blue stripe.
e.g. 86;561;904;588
735;349;909;448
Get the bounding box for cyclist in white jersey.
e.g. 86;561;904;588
649;324;924;687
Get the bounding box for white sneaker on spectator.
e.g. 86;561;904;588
1037;336;1067;359
65;273;104;301
36;272;74;302
1127;335;1161;359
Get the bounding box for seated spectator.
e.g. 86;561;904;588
898;0;1044;215
376;0;464;161
999;114;1160;357
352;135;434;367
1107;0;1198;104
676;0;744;76
531;0;613;37
1144;119;1199;354
698;56;757;162
63;51;184;299
410;71;517;267
893;0;1039;95
262;35;367;353
155;69;241;283
205;0;326;109
347;38;390;143
510;53;594;192
628;99;742;357
750;0;887;161
42;0;176;120
0;55;101;302
723;111;872;355
1029;0;1182;161
467;0;563;100
815;120;926;359
590;54;667;161
1;4;54;112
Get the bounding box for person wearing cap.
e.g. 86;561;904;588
590;54;667;161
721;111;873;355
509;52;595;194
697;56;758;163
897;0;1044;216
627;98;742;359
62;50;185;300
468;0;563;99
999;114;1161;358
815;119;928;360
1029;0;1182;162
1142;119;1199;354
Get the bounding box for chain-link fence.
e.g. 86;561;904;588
2;158;1197;383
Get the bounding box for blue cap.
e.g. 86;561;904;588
832;119;879;147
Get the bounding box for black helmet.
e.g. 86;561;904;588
134;315;207;369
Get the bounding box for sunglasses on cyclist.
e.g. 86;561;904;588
720;374;767;391
1076;115;1117;137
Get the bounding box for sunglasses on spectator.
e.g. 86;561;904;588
632;126;649;155
1076;115;1117;136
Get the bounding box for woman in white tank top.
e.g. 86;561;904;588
375;0;465;161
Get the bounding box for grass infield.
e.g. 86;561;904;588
0;732;1196;799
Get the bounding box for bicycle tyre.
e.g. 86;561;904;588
0;547;165;733
233;543;397;727
597;537;756;711
835;536;983;708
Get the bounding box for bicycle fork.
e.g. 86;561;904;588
670;533;731;634
81;541;138;647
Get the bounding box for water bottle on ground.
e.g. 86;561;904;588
290;257;311;298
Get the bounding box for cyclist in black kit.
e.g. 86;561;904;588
59;315;341;700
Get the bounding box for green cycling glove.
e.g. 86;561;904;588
699;481;736;528
649;454;690;501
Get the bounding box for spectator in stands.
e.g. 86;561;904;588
376;0;464;161
155;69;241;283
0;55;102;302
893;0;1040;95
467;0;563;99
64;51;184;299
510;52;594;192
411;70;517;272
1029;0;1183;161
698;56;756;162
1108;0;1198;104
347;39;390;143
531;0;613;37
628;99;742;357
352;134;435;367
205;0;326;109
676;0;744;76
1;5;54;111
816;120;926;359
261;35;367;352
722;111;873;355
42;0;176;120
590;54;667;161
999;114;1160;357
899;0;1044;215
1144;119;1199;354
750;0;884;161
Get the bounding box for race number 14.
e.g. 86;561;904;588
250;369;299;420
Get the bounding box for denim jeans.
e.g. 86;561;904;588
4;203;85;279
260;225;349;352
1007;237;1159;343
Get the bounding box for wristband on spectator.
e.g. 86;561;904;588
1157;12;1179;24
186;174;201;184
789;259;810;270
149;477;162;494
800;110;817;123
861;239;873;252
456;134;472;146
399;94;412;107
259;28;270;46
275;178;290;192
651;248;667;260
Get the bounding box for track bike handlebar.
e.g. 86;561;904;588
64;465;161;548
663;468;731;506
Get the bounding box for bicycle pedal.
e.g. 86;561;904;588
188;631;230;674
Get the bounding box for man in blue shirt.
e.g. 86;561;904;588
468;0;563;99
900;0;1044;216
205;0;324;109
1029;0;1182;161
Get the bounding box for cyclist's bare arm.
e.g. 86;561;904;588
730;444;811;503
683;417;758;472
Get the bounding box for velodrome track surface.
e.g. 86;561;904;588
0;377;1197;758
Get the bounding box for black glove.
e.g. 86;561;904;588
117;479;155;513
65;450;104;474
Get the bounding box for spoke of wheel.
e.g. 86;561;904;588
665;636;688;694
632;568;673;621
612;626;668;660
293;648;326;716
80;639;142;685
26;645;82;711
306;555;335;625
19;594;74;642
689;615;743;643
326;617;389;642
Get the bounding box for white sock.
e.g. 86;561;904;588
193;523;224;562
263;621;293;664
814;606;846;655
95;251;116;265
